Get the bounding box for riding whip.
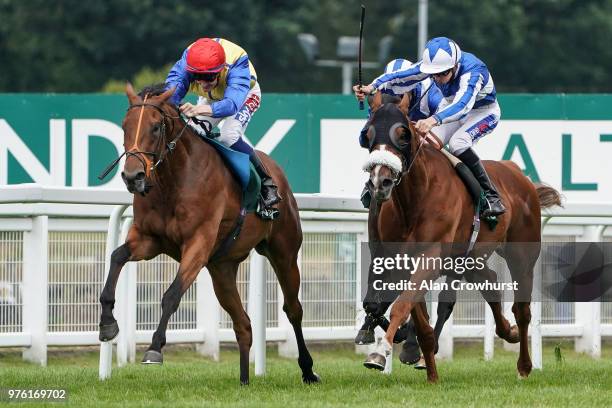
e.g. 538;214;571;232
358;5;365;110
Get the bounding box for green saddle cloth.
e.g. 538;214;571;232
244;163;261;213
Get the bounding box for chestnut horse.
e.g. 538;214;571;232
97;84;320;385
361;91;560;382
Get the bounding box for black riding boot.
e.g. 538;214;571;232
457;148;506;217
250;152;281;207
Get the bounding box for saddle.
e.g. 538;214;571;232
420;130;498;231
189;120;273;218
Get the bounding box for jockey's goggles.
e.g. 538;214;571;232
432;68;453;78
192;72;219;82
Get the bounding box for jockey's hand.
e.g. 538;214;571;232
353;84;374;101
415;116;438;135
180;102;212;118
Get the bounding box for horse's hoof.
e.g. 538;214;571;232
393;323;411;343
506;325;520;343
141;350;163;365
363;353;386;371
303;372;321;384
98;321;119;342
414;356;427;370
354;329;375;345
240;379;249;386
399;342;421;365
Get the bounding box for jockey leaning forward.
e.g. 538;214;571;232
354;37;506;217
165;37;281;210
355;58;443;208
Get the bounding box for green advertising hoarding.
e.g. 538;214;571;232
1;93;612;197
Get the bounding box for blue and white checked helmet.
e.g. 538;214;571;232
384;58;413;74
420;37;462;74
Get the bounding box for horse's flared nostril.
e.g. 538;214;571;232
382;178;394;188
122;170;145;183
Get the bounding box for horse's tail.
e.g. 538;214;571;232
534;183;562;209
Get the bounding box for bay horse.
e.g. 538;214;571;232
97;83;320;385
361;91;561;382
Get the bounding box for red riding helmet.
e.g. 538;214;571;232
186;38;226;73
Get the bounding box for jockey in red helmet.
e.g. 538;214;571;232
165;38;281;211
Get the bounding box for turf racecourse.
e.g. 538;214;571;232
1;342;610;407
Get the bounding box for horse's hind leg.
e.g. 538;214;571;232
504;246;538;378
465;265;519;343
263;245;320;384
208;262;253;385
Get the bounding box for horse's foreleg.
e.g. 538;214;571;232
412;302;438;383
144;238;211;365
99;228;160;341
208;262;253;385
98;244;130;341
364;297;416;370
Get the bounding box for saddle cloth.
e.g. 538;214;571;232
193;133;261;212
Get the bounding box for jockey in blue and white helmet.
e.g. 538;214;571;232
359;58;442;146
356;58;442;208
354;37;505;218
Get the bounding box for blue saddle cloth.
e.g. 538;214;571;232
194;133;261;212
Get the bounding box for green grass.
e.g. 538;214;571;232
1;342;611;407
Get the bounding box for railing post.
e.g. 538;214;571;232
22;215;48;366
484;303;495;361
532;217;552;370
115;217;133;367
247;250;266;375
99;204;128;380
436;303;454;360
575;225;604;358
278;246;299;359
354;231;368;355
196;267;220;361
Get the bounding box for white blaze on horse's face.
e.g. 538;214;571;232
363;145;403;201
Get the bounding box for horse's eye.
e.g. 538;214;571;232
390;123;409;148
151;122;162;136
367;125;376;149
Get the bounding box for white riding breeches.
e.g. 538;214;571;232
194;82;261;147
433;101;501;155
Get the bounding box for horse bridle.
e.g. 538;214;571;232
97;99;202;181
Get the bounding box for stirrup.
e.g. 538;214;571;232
260;180;281;207
256;205;279;220
481;197;506;218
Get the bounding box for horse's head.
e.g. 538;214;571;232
121;83;176;195
362;91;413;202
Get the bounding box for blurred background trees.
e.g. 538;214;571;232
1;0;610;93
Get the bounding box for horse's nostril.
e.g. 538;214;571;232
382;178;394;188
135;172;145;181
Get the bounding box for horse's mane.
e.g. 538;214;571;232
137;83;182;117
138;83;169;98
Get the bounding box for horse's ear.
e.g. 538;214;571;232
399;92;411;117
126;82;141;105
368;91;383;111
158;86;176;102
408;121;417;137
